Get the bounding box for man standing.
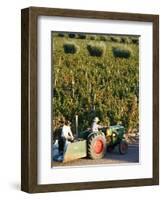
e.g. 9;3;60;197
58;120;74;155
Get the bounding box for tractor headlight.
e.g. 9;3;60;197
112;133;117;137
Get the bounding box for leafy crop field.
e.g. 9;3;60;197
52;32;139;134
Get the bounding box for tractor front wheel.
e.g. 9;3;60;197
119;140;128;154
87;133;106;159
107;145;114;153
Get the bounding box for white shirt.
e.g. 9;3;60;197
61;125;74;140
91;122;102;132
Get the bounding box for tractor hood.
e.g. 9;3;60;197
109;125;125;135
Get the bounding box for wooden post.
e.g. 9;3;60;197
75;115;78;138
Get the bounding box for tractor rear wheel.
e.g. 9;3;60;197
119;140;128;154
87;133;106;159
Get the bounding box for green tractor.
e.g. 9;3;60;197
56;122;128;163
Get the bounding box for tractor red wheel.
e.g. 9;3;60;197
119;140;128;154
87;133;106;159
93;139;104;154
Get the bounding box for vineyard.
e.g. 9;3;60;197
52;32;139;134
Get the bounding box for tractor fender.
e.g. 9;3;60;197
87;131;105;139
87;132;95;139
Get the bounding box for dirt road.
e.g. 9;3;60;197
52;143;139;167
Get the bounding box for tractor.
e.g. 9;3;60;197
79;125;128;160
53;120;128;163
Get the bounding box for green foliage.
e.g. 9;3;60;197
68;33;76;38
99;35;107;41
112;47;131;58
110;36;121;43
53;33;139;133
58;33;65;37
89;35;96;40
120;37;131;44
78;34;86;39
131;37;139;44
87;42;106;57
63;42;78;54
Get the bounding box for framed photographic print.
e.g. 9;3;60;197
21;7;159;193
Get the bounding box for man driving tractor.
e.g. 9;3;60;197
91;117;104;132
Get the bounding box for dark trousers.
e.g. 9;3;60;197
58;137;66;154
